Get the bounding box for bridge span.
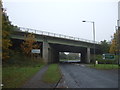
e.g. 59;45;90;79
11;27;101;63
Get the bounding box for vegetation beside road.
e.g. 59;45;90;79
3;52;45;88
42;64;61;83
90;54;118;64
2;5;45;88
88;64;119;69
3;65;44;88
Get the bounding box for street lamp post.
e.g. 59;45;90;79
117;20;120;66
82;20;96;66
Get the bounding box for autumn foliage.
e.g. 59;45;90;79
2;5;13;60
109;30;120;54
21;33;40;56
2;31;12;60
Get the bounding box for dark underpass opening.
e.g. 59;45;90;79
59;52;81;63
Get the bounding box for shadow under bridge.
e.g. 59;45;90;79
42;43;100;64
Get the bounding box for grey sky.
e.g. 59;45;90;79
3;0;119;42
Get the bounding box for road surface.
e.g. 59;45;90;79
58;63;118;88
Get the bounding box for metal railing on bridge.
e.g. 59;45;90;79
17;27;100;44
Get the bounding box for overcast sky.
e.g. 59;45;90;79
3;0;119;42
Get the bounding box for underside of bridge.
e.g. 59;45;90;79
11;31;101;64
42;41;100;64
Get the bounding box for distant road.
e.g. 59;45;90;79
59;64;118;88
60;60;80;63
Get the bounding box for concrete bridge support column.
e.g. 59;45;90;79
49;47;54;63
51;48;59;63
81;48;90;64
54;51;59;63
42;41;50;63
43;42;59;63
49;47;59;63
81;49;86;63
87;47;90;63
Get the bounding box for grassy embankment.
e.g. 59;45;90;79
87;55;120;69
88;64;120;69
42;64;61;83
3;66;44;88
3;52;45;88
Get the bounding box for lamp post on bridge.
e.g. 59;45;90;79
82;20;96;66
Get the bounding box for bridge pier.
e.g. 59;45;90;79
42;40;50;63
81;47;90;63
49;47;59;63
42;40;59;64
87;47;90;63
52;50;59;63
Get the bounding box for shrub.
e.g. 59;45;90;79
90;54;118;64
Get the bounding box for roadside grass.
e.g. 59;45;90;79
2;51;45;88
87;64;119;69
2;64;44;88
42;64;61;83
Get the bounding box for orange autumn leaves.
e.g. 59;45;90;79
21;33;40;56
2;31;12;60
109;30;120;54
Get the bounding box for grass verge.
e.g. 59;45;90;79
87;64;119;69
2;64;44;88
42;64;61;83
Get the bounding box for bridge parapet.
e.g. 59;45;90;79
18;27;100;45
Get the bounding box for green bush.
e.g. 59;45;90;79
3;50;44;67
90;54;118;64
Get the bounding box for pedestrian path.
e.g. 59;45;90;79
22;65;56;88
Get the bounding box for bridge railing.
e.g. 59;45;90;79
18;27;100;44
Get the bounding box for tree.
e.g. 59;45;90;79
2;5;13;60
21;33;40;56
109;30;120;54
100;40;110;53
1;1;21;61
2;31;12;60
67;53;80;60
59;52;67;60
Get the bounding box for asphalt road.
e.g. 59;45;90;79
59;63;118;88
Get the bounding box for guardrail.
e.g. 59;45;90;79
17;27;100;44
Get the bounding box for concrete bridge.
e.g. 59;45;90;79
11;27;101;64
